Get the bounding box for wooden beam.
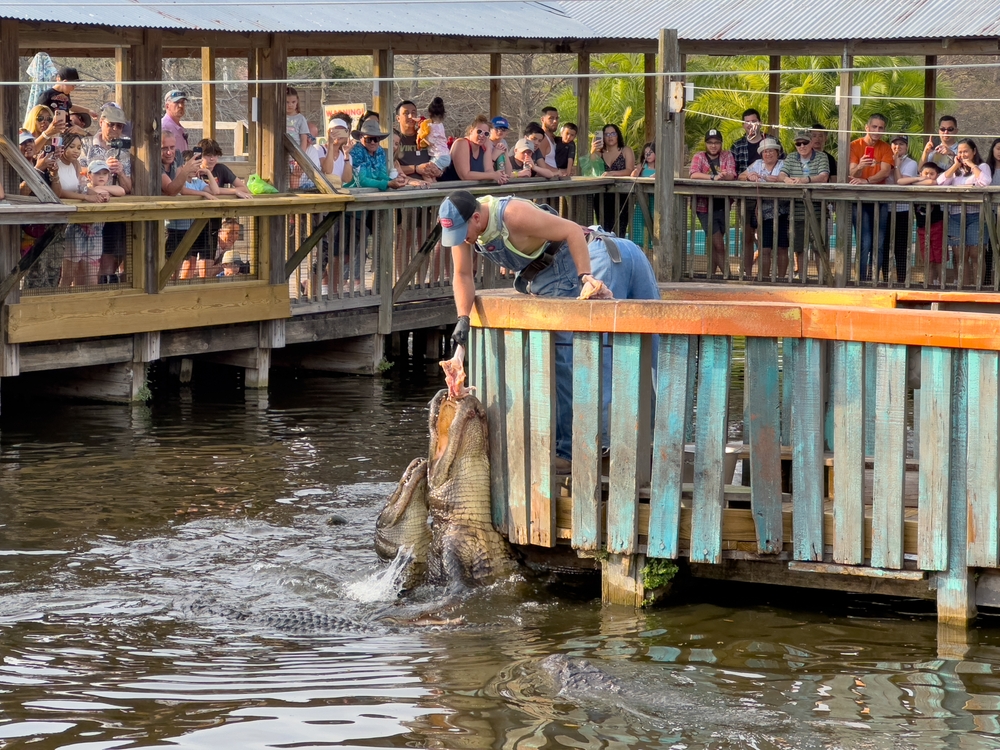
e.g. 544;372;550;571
768;55;781;129
114;47;129;114
490;54;502;117
283;209;340;279
0;135;59;203
834;48;853;286
374;47;393;158
0;20;19;199
157;218;209;290
643;53;656;146
283;133;340;195
577;53;590;139
128;29;162;296
654;29;681;282
256;33;288;287
923;55;937;140
201;47;217;141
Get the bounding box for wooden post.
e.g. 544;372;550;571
654;29;681;281
602;553;646;607
247;44;259;172
374;46;393;345
128;29;162;295
114;47;129;114
0;20;20;380
255;33;287;286
374;47;393;166
834;49;853;286
201;47;216;141
644;53;656;145
490;54;502;116
577;53;590;139
768;56;781;130
923;56;937;141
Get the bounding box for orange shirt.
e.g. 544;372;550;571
849;138;893;182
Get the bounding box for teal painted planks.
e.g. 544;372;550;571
967;349;999;568
484;329;508;533
503;330;530;545
918;346;953;571
607;333;652;555
528;330;556;548
864;342;877;458
745;337;783;554
938;349;975;622
685;336;698;443
572;332;603;550
781;338;796;447
691;335;731;564
468;327;482;395
832;341;865;565
792;338;824;561
649;334;692;559
871;343;907;569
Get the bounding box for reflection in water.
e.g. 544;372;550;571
0;370;999;749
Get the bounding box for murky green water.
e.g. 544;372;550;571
1;364;1000;749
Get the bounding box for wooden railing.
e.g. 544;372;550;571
468;289;1000;621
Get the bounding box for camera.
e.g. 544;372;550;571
107;137;131;150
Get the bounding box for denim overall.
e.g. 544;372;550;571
475;196;660;459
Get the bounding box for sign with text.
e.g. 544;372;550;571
323;103;368;133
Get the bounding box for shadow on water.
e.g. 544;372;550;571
0;364;1000;748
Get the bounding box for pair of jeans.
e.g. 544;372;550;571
529;235;661;459
852;202;889;282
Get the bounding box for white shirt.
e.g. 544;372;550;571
543;132;557;168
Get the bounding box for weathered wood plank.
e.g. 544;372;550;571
690;335;731;564
648;334;692;559
918;346;953;571
832;341;866;564
864;341;877;457
871;343;908;569
745;337;783;554
967;349;999;568
528;330;556;547
607;333;651;555
938;350;976;624
467;326;481;396
780;337;795;447
503;329;529;545
157;218;209;290
792;337;824;561
484;328;508;533
571;331;602;550
788;561;926;581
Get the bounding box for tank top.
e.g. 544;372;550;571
474;195;554;269
440;139;485;182
57;159;81;193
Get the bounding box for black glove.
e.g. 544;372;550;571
451;316;470;349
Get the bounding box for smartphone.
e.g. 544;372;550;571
51;135;62;149
193;146;203;158
864;146;875;160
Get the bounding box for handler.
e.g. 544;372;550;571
439;189;660;467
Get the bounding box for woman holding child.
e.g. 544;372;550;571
936;138;991;287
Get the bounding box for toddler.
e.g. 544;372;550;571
86;160;126;198
417;96;451;172
898;161;945;286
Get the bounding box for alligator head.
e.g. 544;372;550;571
375;456;431;589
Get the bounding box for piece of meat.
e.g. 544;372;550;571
578;276;614;300
440;347;471;400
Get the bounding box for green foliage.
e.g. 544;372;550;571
287;57;357;82
642;558;679;590
683;55;952;157
134;384;152;402
377;357;394;373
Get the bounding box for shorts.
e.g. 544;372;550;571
759;214;789;250
917;222;944;264
697;210;726;236
431;153;451;170
66;223;104;262
948;212;981;246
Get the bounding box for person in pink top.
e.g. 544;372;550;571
161;90;189;160
936;138;992;287
689;128;737;276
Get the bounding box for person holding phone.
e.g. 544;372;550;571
922;115;959;171
848;113;893;281
937;138;991;288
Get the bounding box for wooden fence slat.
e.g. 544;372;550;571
871;343;907;569
607;333;651;554
967;349;999;568
571;331;602;550
484;328;508;534
832;341;866;564
918;346;953;571
648;334;692;559
939;350;975;622
503;330;530;545
864;341;877;457
528;330;556;547
467;327;481;395
685;335;698;443
780;337;795;446
792;337;824;561
745;337;783;554
690;335;731;564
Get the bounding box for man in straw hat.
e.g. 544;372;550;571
439;189;660;471
346;118;406;191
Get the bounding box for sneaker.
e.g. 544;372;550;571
554;457;572;475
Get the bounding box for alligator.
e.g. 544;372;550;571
376;386;517;590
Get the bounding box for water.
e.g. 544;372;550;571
2;366;1000;749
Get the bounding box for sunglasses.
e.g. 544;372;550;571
795;141;811;146
940;126;956;132
362;136;381;144
38;116;52;123
475;129;489;137
105;122;124;130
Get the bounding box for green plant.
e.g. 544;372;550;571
134;384;152;402
376;357;394;373
642;558;679;590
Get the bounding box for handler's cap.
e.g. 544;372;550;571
87;160;110;173
439;190;479;247
490;116;510;130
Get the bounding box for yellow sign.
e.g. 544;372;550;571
323;103;368;133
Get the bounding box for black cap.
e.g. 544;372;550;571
57;66;80;82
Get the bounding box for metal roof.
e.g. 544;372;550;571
557;0;1000;41
0;0;600;37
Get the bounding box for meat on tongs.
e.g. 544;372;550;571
440;346;471;400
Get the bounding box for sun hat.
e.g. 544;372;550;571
352;119;389;141
439;190;479;247
757;138;781;153
221;250;242;265
101;106;127;124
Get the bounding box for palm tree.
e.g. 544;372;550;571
552;53;648;147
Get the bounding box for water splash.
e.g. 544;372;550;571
344;549;413;603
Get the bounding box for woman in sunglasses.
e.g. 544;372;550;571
23;104;64;152
440;115;508;184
